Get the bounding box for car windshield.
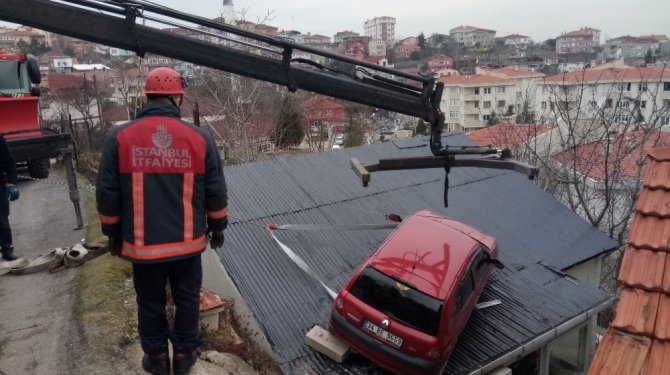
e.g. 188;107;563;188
0;61;29;93
350;266;443;336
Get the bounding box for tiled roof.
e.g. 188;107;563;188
102;106;130;122
543;67;670;83
481;67;545;79
47;74;85;91
558;28;600;38
639;34;669;42
588;147;670;375
500;34;530;39
438;74;514;86
362;55;385;64
553;131;670;181
467;123;553;149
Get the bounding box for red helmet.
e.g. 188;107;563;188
144;67;184;95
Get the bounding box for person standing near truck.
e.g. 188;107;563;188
0;134;20;261
96;67;228;375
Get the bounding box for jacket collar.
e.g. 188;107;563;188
136;99;181;119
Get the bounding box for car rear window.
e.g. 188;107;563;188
350;266;443;336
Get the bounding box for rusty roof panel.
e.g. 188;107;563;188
644;340;670;375
610;288;660;336
654;295;670;341
648;147;670;162
588;329;651;375
628;215;670;251
618;247;667;290
637;188;670;218
643;159;670;190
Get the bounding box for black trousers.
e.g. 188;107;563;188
0;184;12;250
132;254;203;354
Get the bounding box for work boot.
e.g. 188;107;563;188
1;247;17;261
141;351;170;375
173;348;197;375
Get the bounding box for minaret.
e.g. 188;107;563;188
222;0;235;26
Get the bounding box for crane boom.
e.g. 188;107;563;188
0;0;448;151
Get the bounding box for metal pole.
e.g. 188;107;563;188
62;149;85;230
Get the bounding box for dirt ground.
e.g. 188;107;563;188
0;166;92;375
0;165;277;375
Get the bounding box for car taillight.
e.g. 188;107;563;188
427;348;440;359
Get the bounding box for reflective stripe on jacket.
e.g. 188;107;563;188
96;101;228;263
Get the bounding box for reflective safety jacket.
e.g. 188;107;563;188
96;101;228;263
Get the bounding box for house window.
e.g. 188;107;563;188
496;87;506;94
483;87;492;94
450;99;460;106
617;100;629;109
662;116;670;126
616;83;631;92
474;88;480;95
548;326;588;375
474;101;480;108
483;114;491;121
449;111;460;118
639;84;648;92
516;91;522;99
664;82;670;91
640;101;647;109
664;99;670;108
541;101;547;109
455;273;474;311
483;101;491;109
605;99;613;108
497;100;506;108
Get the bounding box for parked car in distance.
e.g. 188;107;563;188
329;210;501;375
334;133;344;145
332;144;342;151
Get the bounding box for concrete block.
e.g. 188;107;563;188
305;325;350;363
200;307;224;332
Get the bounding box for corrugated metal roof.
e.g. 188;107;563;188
217;134;616;374
589;147;670;375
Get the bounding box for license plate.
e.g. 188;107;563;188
363;320;403;347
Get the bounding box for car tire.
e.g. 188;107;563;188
27;159;50;179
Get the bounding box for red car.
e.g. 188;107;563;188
329;210;501;375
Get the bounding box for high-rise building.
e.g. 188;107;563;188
364;17;395;47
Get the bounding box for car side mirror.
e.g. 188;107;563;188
489;259;504;270
30;86;41;97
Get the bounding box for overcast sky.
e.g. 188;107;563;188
2;0;669;42
153;0;669;42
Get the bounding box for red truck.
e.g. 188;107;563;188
0;49;71;178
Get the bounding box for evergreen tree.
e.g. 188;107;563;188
272;97;304;148
415;119;427;135
16;37;50;56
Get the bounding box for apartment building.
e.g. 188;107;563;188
449;25;496;48
363;16;395;46
498;34;532;48
556;27;601;54
333;30;359;45
368;38;387;56
538;67;670;127
604;36;659;59
438;74;517;131
393;36;420;60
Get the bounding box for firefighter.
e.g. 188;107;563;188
0;134;19;261
96;67;227;375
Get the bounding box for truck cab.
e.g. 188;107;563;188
0;50;71;178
